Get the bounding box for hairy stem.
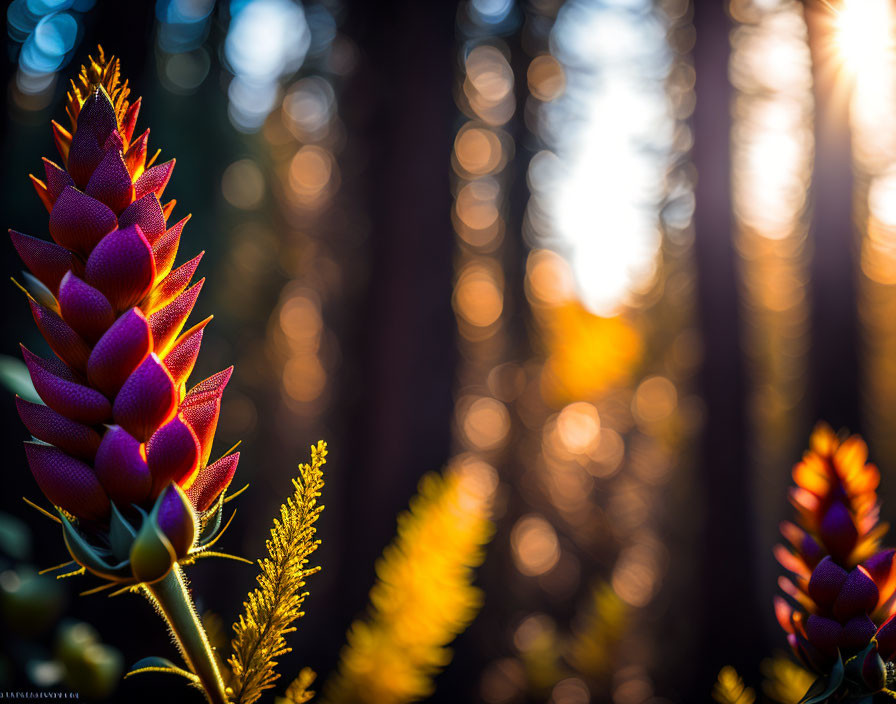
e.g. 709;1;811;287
145;564;229;704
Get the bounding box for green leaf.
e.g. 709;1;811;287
0;354;40;403
125;657;198;684
59;511;132;581
109;504;137;562
800;653;845;704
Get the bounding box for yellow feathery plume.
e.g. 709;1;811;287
565;582;627;680
322;465;496;704
64;45;131;128
227;442;327;704
514;616;564;694
713;667;756;704
761;657;814;704
276;668;317;704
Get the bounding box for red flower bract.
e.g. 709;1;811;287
10;48;237;558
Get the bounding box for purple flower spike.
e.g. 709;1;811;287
864;549;896;588
820;502;859;563
776;426;896;689
48;186;117;253
42;157;74;200
11;52;240;598
149;279;204;353
22;346;110;425
75;89;119;142
135;160;175;201
85;224;156;310
152;216;189;279
146;416;200;496
67;92;118;186
806;614;843;656
24;442;110;521
123;129;148;177
86;148;134;214
121;98;141;144
187;452;239;512
146;252;203;312
9;230;73;293
163;321;207;388
839;614;877;651
58;271;115;343
808;556;849;608
87;308;152;397
102;128;123;154
15;396;101;461
181;368;232;466
29;299;90;373
833;567;880;621
155;483;196;558
93;425;152;506
113;354;177;442
119;193;166;243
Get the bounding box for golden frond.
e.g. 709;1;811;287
322;464;496;704
276;668;317;704
227;442;327;704
713;666;756;704
565;581;627;681
761;656;815;704
513;615;565;694
65;45;131;130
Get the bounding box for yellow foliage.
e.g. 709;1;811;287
761;656;814;704
322;466;495;704
538;302;643;405
511;615;564;694
565;582;627;680
713;666;756;704
276;668;317;704
227;442;327;704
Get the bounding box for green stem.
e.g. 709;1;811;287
145;564;229;704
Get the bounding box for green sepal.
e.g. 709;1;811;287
197;491;226;547
125;656;199;684
21;272;56;310
801;652;846;704
109;504;137;562
129;495;177;584
58;511;132;581
0;354;40;403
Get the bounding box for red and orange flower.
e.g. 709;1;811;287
776;424;896;698
10;48;238;585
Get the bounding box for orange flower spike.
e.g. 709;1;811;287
788;423;883;564
776;424;896;696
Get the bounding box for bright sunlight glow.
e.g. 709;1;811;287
834;0;892;75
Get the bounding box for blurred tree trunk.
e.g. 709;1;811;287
691;0;761;697
333;0;458;676
805;2;860;432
